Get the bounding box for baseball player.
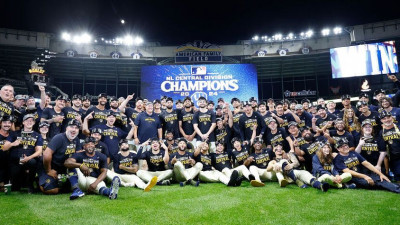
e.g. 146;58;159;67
193;96;217;153
64;137;120;199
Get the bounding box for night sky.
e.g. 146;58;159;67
0;0;398;45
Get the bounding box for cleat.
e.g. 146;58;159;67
179;181;185;187
144;176;158;192
250;180;265;187
280;179;289;187
248;174;256;181
190;179;200;187
344;183;356;189
109;176;120;200
70;188;85;200
228;170;239;186
321;182;329;192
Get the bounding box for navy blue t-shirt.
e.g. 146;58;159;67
95;141;110;158
195;152;213;171
169;151;194;169
41;107;64;138
265;128;290;152
113;151;138;174
193;110;216;142
231;146;250;166
7;130;43;162
134;112;161;143
334;151;366;173
140;149;167;171
71;151;108;178
249;149;274;169
93;124;127;162
212;152;232;171
84;107;109;128
329;130;355;149
47;133;82;168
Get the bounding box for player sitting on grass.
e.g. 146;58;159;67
312;141;354;188
334;138;400;193
169;138;203;186
64;137;120;200
195;141;241;186
106;139;157;192
267;142;330;192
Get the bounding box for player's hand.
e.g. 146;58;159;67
189;158;196;166
38;85;45;92
247;156;254;163
80;164;90;176
129;118;134;127
334;175;342;184
270;112;277;117
88;182;97;193
171;156;177;165
380;174;391;182
20;154;29;164
47;169;58;179
85;111;94;120
12;139;21;147
284;109;291;114
323;132;330;138
243;140;249;146
363;176;374;186
273;164;282;172
134;138;140;145
312;116;317;124
387;74;398;82
54;115;64;123
358;138;366;147
374;165;381;172
126;93;135;101
293;140;298;147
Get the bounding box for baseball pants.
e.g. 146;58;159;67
76;169;106;194
317;173;352;188
107;170;147;189
136;169;173;183
173;161;203;182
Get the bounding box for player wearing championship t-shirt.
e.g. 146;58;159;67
194;141;241;186
193;96;217;153
106;140;157;192
312;142;353;188
357;101;381;135
41;95;67;138
215;115;232;147
294;104;313;128
313;105;337;133
326;119;355;151
334;139;399;193
64;137;121;200
230;137;251;167
380;97;400;126
81;96;91;115
0;115;14;190
355;119;386;174
169;138;203;186
119;93;143;127
239;101;265;145
7;114;43;192
84;93;109;129
379;111;400;182
178;97;196;147
133;101;162;147
246;138;278;187
39;121;51;155
38;119;84;198
160;97;180;139
137;138;173;185
90;127;110;164
268;142;330;191
0;85;15;119
61;94;84;133
297;128;328;172
231;97;244;139
264;118;294;153
274;102;300;130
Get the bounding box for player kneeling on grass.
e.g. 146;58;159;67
64;137;120;200
169;138;203;186
194;141;240;186
267;142;329;192
312;142;353;188
212;141;256;187
137;138;173;185
333;139;400;193
247;137;282;187
106;139;157;192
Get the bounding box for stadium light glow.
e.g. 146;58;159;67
333;27;342;34
321;28;330;36
123;35;134;45
81;33;92;43
305;30;313;38
287;33;294;40
61;32;71;41
274;34;282;41
134;36;144;45
121;19;125;24
253;35;259;41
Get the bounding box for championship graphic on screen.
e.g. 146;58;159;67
330;41;399;78
141;64;258;107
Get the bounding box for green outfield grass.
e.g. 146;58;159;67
1;182;399;225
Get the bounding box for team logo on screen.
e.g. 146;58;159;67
191;66;206;75
191;92;208;106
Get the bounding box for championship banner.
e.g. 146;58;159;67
141;64;258;107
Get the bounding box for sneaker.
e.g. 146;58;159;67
250;180;265;187
190;179;200;187
109;176;120;200
228;170;239;186
344;183;356;189
179;181;186;187
144;176;158;192
70;188;85;200
279;179;289;187
162;180;171;185
320;182;329;192
300;184;309;188
248;174;256;181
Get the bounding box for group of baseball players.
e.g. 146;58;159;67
1;75;400;200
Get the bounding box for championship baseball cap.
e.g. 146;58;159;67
356;101;368;109
249;97;257;103
231;97;240;104
243;101;251;106
215;105;223;110
1;115;14;122
379;110;392;119
334;118;344;125
161;96;167;100
361;119;373;127
176;99;182;104
231;137;241;145
82;96;90;101
166;97;173;103
359;93;369;99
253;137;263;144
208;100;215;105
374;89;386;96
39;121;50;128
72;94;82;100
317;105;327;111
265;117;276;125
109;96;118;102
98;93;107;99
335;138;348;149
90;127;102;134
145;101;153;106
107;111;118;117
299;126;311;134
301;98;310;104
153;99;161;104
341;94;351;100
84;136;96;144
295;104;303;110
177;138;187;144
23;114;35;121
287;121;298;128
67;119;81;127
15;95;27;100
56;95;68;101
272;142;283;148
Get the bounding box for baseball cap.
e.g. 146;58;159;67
107;111;118;117
215;105;223;110
15;95;27;100
208;100;215;105
56;95;68;101
341;94;351;100
374;89;386;96
72;94;82;100
231;137;241;145
39;121;50;128
379;110;392;119
265;117;277;125
361;119;373;127
291;99;298;104
90;127;103;134
301;98;310;104
82;96;90;101
198;96;207;101
335;138;348;149
218;98;224;103
176;99;182;104
166;97;173;103
253;137;263;144
177;138;187;144
183;96;191;102
295;104;303;110
359;93;369;99
243;101;251;106
258;101;267;106
67;119;81;127
249;97;257;102
231;97;240;104
1;115;14;122
317;105;327;111
84;136;96;144
272;142;283;147
98;93;107;99
119;139;128;145
287;121;298;128
267;98;274;103
23;114;35;121
356;101;368;109
109;96;118;102
153;99;161;104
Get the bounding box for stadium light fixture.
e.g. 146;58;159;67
321;28;330;36
61;32;71;41
274;34;282;41
287;33;294;40
253;35;259;41
81;33;92;43
305;30;313;38
333;27;342;34
121;19;125;24
134;36;144;45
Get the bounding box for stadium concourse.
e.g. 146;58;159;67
1;19;400;199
